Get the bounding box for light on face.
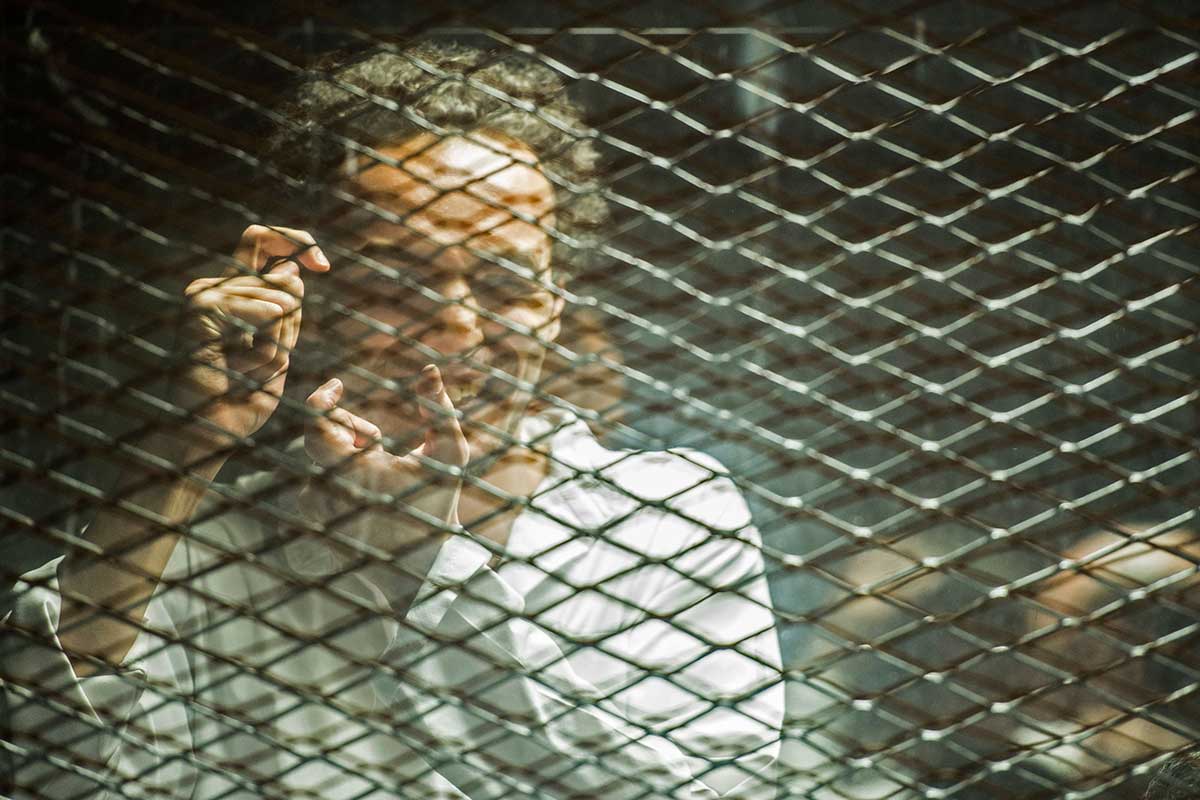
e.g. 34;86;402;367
321;132;561;443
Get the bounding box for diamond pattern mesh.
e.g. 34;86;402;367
2;2;1198;799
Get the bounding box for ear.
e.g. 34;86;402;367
537;291;566;344
341;145;359;179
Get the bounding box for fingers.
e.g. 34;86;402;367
209;296;285;329
221;286;304;323
186;283;300;375
193;271;307;297
306;367;467;486
274;286;303;362
223;299;285;366
183;225;318;379
306;378;352;464
417;365;469;467
306;378;382;466
231;224;329;275
308;375;343;412
207;249;307;312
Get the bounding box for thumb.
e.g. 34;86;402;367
308;377;343;411
306;377;354;465
417;365;468;467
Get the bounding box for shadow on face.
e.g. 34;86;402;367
302;130;565;453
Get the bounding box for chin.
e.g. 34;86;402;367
460;397;534;455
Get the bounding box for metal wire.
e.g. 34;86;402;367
2;2;1198;799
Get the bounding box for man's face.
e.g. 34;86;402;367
322;131;562;453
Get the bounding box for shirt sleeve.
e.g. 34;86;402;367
0;502;276;800
1;557;158;800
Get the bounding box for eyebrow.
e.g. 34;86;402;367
341;247;426;292
358;189;406;204
339;251;553;310
350;192;415;222
473;248;545;278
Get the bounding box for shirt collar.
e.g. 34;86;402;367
517;406;623;478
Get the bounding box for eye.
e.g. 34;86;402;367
472;272;550;309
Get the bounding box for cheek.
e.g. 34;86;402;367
486;305;559;348
328;301;424;351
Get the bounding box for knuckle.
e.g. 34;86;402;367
274;266;302;287
187;288;218;311
244;273;274;291
184;278;214;298
242;223;270;241
276;279;304;303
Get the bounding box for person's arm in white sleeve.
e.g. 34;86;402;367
55;225;325;676
3;502;289;800
2;557;169;800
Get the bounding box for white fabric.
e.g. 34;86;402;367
1;409;784;799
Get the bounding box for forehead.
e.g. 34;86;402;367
348;132;556;239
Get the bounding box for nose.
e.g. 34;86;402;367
424;275;483;353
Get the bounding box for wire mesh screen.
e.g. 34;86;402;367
2;2;1198;799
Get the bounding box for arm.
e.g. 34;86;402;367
4;550;199;800
56;224;328;675
56;433;223;677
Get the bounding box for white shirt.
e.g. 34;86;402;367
2;409;784;799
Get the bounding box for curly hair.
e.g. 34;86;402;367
1145;748;1200;800
263;39;607;280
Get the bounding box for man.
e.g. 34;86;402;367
2;41;784;799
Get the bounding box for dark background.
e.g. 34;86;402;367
3;1;1198;796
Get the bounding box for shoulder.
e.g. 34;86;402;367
5;556;67;630
605;447;752;530
537;414;755;538
595;447;765;585
539;419;768;582
604;447;730;495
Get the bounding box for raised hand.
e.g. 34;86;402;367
175;225;329;453
299;365;470;569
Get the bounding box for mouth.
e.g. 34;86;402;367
445;366;518;411
437;350;524;409
446;381;483;405
355;347;530;425
436;358;489;405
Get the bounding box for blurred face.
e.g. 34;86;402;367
322;131;562;456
